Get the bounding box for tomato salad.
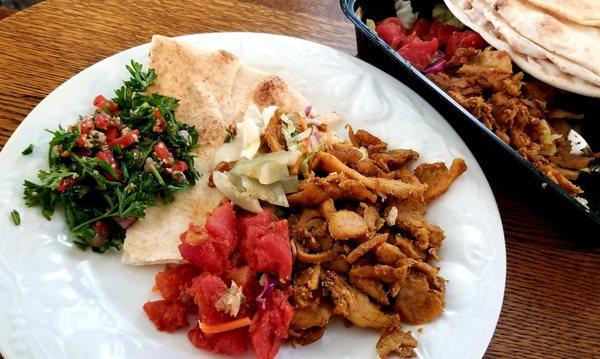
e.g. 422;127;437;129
144;202;294;359
23;61;199;252
373;9;486;72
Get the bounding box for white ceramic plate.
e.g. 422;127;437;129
0;33;505;359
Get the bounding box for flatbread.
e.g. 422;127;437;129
122;36;309;265
444;0;600;98
522;0;600;27
468;0;600;87
485;0;600;76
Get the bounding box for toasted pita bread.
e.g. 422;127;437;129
485;0;600;76
122;36;308;265
522;0;600;27
444;0;600;98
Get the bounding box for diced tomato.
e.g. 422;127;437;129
96;149;122;180
143;300;189;332
379;17;404;27
80;118;95;135
105;126;119;144
390;33;408;50
445;31;487;57
108;129;139;148
376;22;406;46
155;264;201;303
205;202;238;255
249;289;293;359
179;224;231;275
94;113;111;130
398;47;431;71
171;161;188;172
96;149;117;166
187;272;229;325
411;18;431;39
237;209;276;242
152;107;167;133
153;142;173;163
179;202;239;275
397;37;439;71
426;21;462;46
93;95;119;113
406;37;439;56
57;177;77;193
243;220;292;282
188;327;248;355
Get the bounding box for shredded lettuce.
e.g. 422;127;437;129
395;0;418;29
432;4;464;28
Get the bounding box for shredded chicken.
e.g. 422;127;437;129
323;271;397;330
428;47;593;196
376;329;418;358
285;129;463;353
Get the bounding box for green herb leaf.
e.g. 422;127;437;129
10;210;21;225
21;144;34;155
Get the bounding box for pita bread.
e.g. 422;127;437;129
122;36;308;265
466;0;600;87
444;0;600;98
485;0;600;76
522;0;600;27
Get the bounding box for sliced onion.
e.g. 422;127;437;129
114;216;137;229
213;171;261;213
256;274;277;309
424;60;447;74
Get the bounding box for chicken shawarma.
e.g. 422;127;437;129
282;124;465;358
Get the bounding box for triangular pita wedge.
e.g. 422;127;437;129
122;36;308;265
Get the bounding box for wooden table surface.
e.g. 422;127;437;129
0;1;598;357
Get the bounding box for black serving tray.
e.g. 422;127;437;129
340;0;600;234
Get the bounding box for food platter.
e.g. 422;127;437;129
0;33;505;358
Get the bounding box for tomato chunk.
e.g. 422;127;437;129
242;219;292;282
57;177;77;193
188;327;248;355
426;21;462;46
171;161;188;172
179;223;231;275
376;21;406;45
179;202;238;275
249;289;293;359
153;142;173;163
93;95;119;113
446;31;486;57
109;129;139;148
411;18;431;39
187;272;229;325
93;113;111;130
96;149;122;180
155;264;201;302
143;300;189;332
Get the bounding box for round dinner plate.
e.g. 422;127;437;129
0;33;505;359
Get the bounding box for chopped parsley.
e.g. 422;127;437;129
23;60;199;253
21;144;34;155
10;210;20;225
